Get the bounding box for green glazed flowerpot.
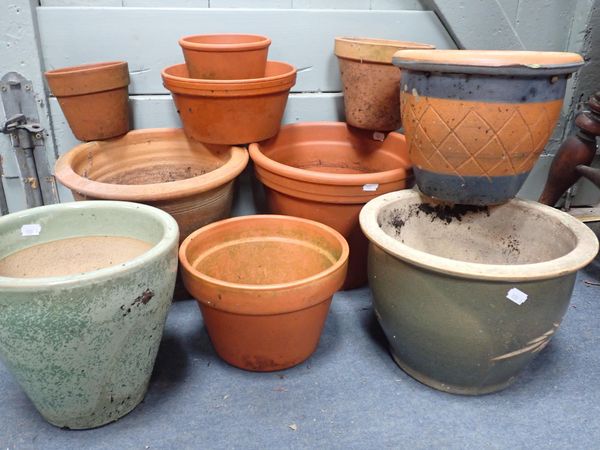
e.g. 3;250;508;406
0;201;178;428
359;189;598;395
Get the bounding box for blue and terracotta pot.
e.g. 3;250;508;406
393;50;584;205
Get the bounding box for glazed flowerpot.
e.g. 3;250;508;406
162;61;296;145
0;201;178;428
359;189;598;394
179;34;271;80
335;37;434;131
179;215;349;371
45;61;130;141
393;50;584;205
249;122;411;289
54;128;248;241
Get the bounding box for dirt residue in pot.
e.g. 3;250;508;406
416;203;490;224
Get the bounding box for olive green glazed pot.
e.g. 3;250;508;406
0;201;179;428
359;189;598;395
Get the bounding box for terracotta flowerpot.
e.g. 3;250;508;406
161;61;296;145
360;189;598;394
0;201;179;428
393;50;584;204
179;34;271;80
45;61;130;141
54;128;248;241
179;215;349;371
249;122;411;290
334;37;434;131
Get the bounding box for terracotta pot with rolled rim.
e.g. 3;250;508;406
179;33;271;80
179;215;349;372
393;49;584;205
54;128;248;241
360;189;598;394
334;37;434;131
161;61;296;145
249;122;412;290
45;61;130;141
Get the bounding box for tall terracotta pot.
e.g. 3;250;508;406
179;215;349;371
179;33;271;79
54;128;248;242
162;61;296;145
335;37;434;131
393;50;584;204
360;189;598;394
0;201;178;428
45;61;130;141
249;122;411;290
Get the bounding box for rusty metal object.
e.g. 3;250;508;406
539;91;600;206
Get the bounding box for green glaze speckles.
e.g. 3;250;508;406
0;201;178;429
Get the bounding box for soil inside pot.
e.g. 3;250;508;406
99;164;210;185
0;236;152;278
378;200;578;265
195;238;337;285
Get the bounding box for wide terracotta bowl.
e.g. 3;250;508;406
393;50;584;205
45;61;130;141
335;37;434;131
249;122;412;289
360;189;598;394
162;61;296;145
54;128;248;241
0;201;178;428
179;215;349;372
179;33;271;80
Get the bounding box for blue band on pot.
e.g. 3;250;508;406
414;167;530;205
401;72;568;103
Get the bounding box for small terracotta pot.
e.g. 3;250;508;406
179;215;349;371
45;61;130;141
249;122;411;289
360;189;598;394
54;128;248;241
334;37;434;131
179;34;271;80
393;50;584;204
161;61;296;145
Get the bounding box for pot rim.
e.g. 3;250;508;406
249;122;410;186
179;214;350;293
335;37;435;64
45;61;130;96
178;33;271;52
0;201;178;290
54;128;249;202
359;189;599;281
392;50;584;76
161;61;296;92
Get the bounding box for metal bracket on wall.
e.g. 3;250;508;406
0;72;59;212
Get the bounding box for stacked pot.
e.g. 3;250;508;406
359;49;600;394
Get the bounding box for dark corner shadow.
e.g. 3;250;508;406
149;329;190;387
188;322;220;361
366;311;390;354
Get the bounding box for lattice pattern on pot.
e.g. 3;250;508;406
401;93;563;177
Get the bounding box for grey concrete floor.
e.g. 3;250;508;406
1;256;600;449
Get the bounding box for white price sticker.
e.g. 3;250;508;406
363;183;379;192
21;224;42;236
506;288;528;305
373;132;385;141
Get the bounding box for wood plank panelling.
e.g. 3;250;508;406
37;8;455;94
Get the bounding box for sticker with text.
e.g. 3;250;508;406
21;224;42;236
363;183;379;192
372;132;385;141
506;288;528;305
